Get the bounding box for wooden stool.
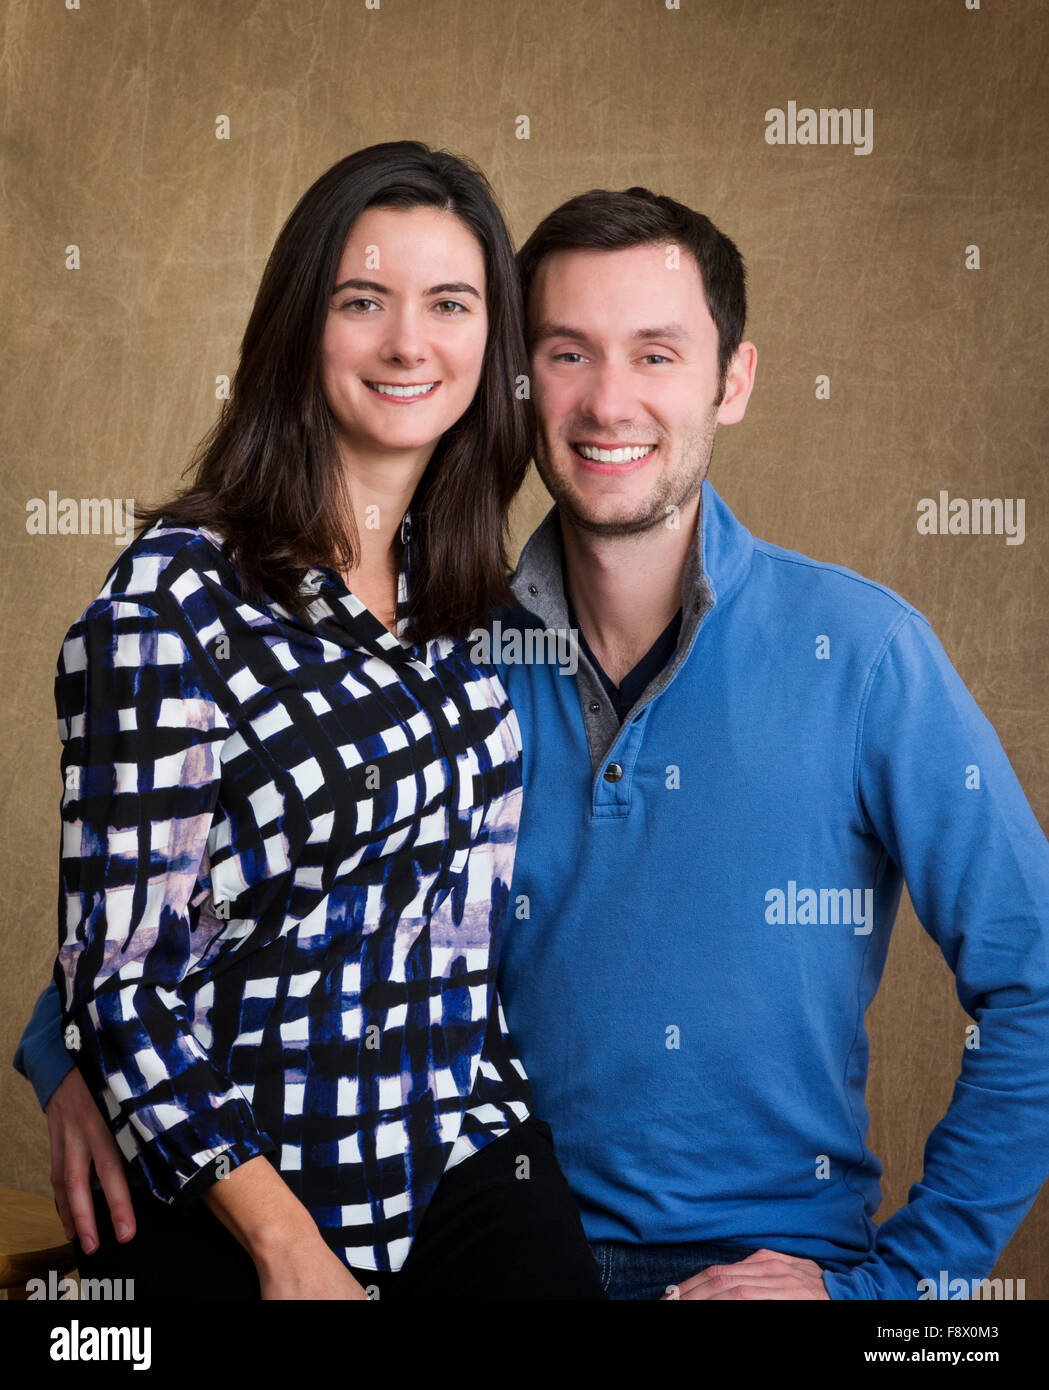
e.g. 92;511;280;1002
0;1188;77;1300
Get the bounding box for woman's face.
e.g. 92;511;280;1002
320;205;489;463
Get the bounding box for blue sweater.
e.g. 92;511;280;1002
492;480;1049;1300
16;480;1049;1299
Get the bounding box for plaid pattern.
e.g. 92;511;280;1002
55;517;533;1273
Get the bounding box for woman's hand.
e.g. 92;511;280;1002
202;1155;372;1301
45;1068;136;1253
255;1232;373;1300
44;1076;369;1298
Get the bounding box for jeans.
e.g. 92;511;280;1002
587;1239;759;1301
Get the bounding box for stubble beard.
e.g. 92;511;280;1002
534;404;719;538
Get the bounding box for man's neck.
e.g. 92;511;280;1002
560;491;700;686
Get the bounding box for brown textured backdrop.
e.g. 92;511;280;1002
3;0;1047;1296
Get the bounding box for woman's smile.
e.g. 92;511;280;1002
363;379;441;401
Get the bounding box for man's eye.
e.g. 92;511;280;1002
641;354;671;365
554;352;586;363
433;300;467;314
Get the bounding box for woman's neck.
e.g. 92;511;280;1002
336;442;430;633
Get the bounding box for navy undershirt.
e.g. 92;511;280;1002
562;559;682;723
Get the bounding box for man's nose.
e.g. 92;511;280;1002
578;361;635;426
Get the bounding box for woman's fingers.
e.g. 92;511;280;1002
44;1068;129;1253
61;1134;101;1253
90;1133;136;1242
48;1123;76;1243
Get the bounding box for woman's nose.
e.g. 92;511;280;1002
380;310;428;366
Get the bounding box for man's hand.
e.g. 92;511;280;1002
662;1248;830;1300
45;1068;136;1253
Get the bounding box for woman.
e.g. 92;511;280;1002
14;141;604;1300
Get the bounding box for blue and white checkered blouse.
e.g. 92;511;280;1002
54;514;533;1273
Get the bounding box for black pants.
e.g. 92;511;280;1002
75;1116;607;1300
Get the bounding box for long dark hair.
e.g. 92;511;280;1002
134;142;532;641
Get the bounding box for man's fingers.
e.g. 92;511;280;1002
676;1274;823;1300
675;1250;821;1294
670;1262;824;1299
683;1284;812;1301
675;1260;794;1294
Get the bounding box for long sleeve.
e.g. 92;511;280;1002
12;981;73;1112
823;610;1049;1300
56;594;275;1205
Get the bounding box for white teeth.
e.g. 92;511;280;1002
369;382;436;397
577;444;656;463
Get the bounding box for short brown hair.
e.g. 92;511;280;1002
517;186;747;398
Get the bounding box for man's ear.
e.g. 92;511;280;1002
715;341;757;425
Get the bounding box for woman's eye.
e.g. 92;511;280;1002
341;298;379;312
433;300;467;314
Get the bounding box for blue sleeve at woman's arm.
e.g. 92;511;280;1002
12;978;73;1112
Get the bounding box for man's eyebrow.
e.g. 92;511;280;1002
530;321;692;344
531;322;589;343
630;323;691;343
331;277;481;298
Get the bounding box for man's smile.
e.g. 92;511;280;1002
570;441;658;474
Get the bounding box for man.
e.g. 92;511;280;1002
16;187;1049;1301
491;186;1049;1300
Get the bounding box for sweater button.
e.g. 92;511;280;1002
603;762;623;782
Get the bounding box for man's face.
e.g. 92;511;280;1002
528;243;744;535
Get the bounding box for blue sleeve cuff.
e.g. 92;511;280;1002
823;1268;862;1300
12;979;74;1112
822;1261;915;1300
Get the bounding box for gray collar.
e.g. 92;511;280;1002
508;482;726;773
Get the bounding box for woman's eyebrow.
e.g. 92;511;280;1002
426;282;481;298
333;277;388;295
331;277;481;298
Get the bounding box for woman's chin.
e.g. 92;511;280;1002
339;422;447;457
372;429;448;455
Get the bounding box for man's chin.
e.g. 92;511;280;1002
557;493;669;537
533;457;688;536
